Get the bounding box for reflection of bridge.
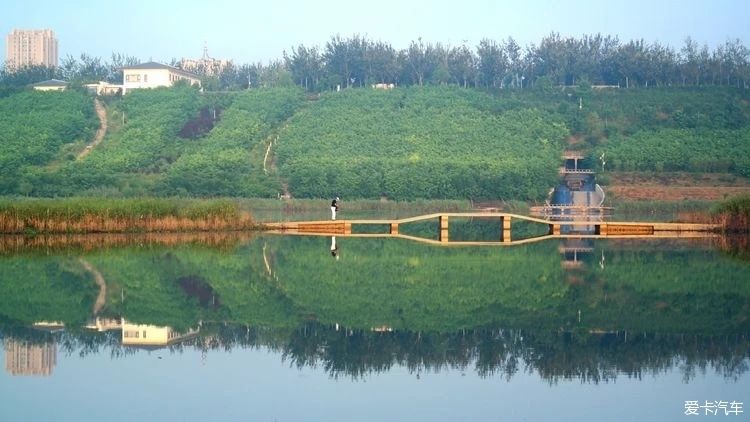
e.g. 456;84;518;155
264;212;719;246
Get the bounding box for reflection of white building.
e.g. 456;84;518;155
32;321;66;331
85;317;123;332
121;320;200;347
4;339;56;376
121;62;201;94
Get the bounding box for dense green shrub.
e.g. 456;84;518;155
277;87;567;200
0;90;97;193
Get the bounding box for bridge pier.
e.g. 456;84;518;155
502;216;511;243
440;215;449;242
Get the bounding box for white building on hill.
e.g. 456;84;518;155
31;79;68;91
121;61;201;94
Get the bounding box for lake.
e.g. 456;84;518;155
0;232;748;421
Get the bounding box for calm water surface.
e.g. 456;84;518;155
0;232;748;421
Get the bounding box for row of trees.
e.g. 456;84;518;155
1;33;748;93
284;34;750;91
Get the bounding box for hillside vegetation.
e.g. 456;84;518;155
0;90;97;194
0;85;748;201
18;86;304;197
276;87;566;199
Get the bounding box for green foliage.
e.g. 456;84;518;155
712;194;750;216
1;236;748;335
595;128;750;176
1;85;749;200
0;90;97;193
277;87;567;200
0;256;98;324
161;88;304;197
712;194;750;232
0;197;241;219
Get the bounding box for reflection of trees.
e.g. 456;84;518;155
5;320;746;384
276;326;750;384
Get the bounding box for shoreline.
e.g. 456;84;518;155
0;197;746;234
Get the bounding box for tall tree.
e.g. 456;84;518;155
448;44;477;88
404;38;438;86
285;44;322;91
476;38;507;88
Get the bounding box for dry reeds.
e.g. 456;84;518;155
0;198;258;234
0;231;256;254
711;195;750;233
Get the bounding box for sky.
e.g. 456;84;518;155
2;0;750;65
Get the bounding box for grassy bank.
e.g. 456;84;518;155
0;198;254;234
1;196;744;234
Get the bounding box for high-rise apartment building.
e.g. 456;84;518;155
5;29;58;69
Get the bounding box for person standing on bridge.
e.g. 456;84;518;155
331;197;340;220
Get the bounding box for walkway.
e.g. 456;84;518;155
263;212;719;246
77;98;107;160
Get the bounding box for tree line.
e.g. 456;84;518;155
1;33;748;93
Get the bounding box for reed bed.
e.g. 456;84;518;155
711;195;750;233
0;198;257;234
0;232;255;254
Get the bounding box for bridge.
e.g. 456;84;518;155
263;212;719;246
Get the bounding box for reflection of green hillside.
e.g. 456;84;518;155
268;236;566;331
83;244;298;330
0;256;97;324
86;250;208;330
0;237;748;335
573;241;750;333
149;246;299;328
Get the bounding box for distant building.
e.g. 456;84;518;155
83;81;122;96
5;29;58;70
180;43;231;76
31;79;68;91
4;339;57;376
121;62;201;94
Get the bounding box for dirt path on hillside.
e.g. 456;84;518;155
261;121;293;198
77;98;107;160
79;259;107;315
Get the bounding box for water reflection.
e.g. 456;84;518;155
4;339;56;376
330;236;339;259
0;233;747;385
2;320;748;384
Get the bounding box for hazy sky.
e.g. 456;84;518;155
2;0;749;65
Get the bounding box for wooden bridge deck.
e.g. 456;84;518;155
262;212;719;246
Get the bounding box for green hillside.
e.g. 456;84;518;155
276;87;566;199
1;85;749;200
0;90;97;194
